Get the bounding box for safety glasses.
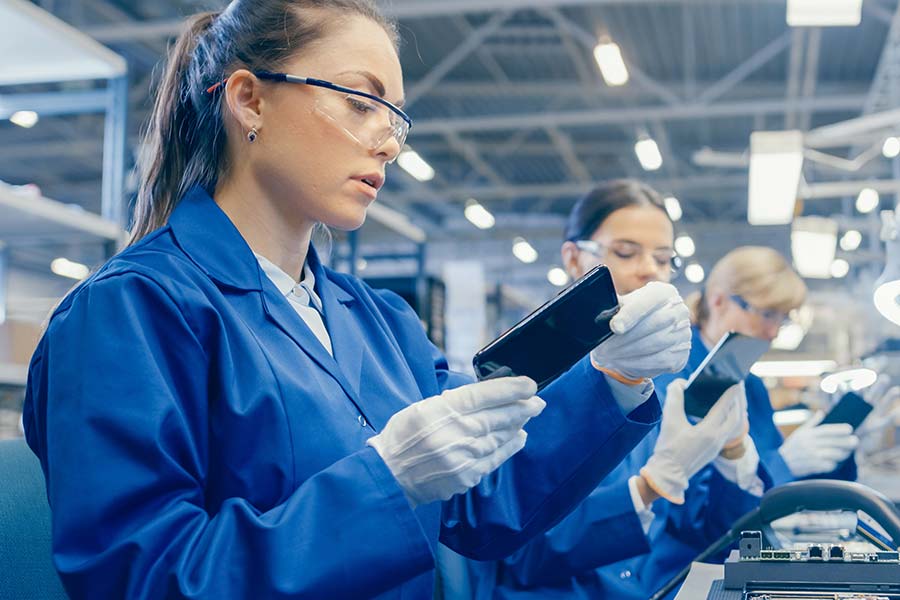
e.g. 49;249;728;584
730;294;790;326
575;239;683;275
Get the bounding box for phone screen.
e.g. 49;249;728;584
473;265;619;391
684;332;771;418
821;391;873;430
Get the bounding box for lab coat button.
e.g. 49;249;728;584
619;570;631;579
358;414;368;428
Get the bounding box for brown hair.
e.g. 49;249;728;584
130;0;397;244
686;246;807;326
564;179;670;242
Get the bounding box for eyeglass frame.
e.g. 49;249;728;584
573;239;683;275
729;294;790;326
205;70;412;146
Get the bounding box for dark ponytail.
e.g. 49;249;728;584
564;179;670;242
130;0;397;245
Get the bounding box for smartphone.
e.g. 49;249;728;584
683;332;771;418
473;264;619;391
821;391;873;430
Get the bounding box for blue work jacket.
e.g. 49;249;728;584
23;186;660;600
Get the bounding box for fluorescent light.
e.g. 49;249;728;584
787;0;862;27
51;257;89;280
685;263;705;283
10;110;39;128
751;360;837;378
397;148;435;182
748;130;804;225
635;137;663;171
664;196;683;221
830;258;850;278
820;367;878;394
773;408;813;427
593;41;629;86
356;258;368;271
840;230;862;251
884;137;900;159
856;188;880;214
512;237;538;264
674;235;695;258
547;267;569;287
772;322;806;351
791;216;838;279
464;198;495;230
874;279;900;326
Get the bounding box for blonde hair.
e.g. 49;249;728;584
685;246;807;326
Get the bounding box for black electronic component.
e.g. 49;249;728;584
808;545;823;560
829;545;845;560
877;551;900;562
740;531;762;559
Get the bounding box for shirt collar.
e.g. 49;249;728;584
254;252;324;312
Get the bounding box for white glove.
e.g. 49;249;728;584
778;412;859;478
367;377;545;507
640;379;746;504
591;282;692;382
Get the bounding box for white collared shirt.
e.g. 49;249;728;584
254;253;333;356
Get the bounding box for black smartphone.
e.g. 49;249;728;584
821;391;873;430
472;264;619;391
683;332;771;418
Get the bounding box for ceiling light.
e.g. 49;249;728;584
840;230;862;251
10;110;38;128
748;130;803;225
512;237;538;264
751;360;837;378
820;367;878;394
791;216;837;279
547;267;569;287
397;148;435;182
856;188;880;214
50;257;89;280
787;0;862;27
830;258;850;278
685;263;705;283
875;211;900;325
883;137;900;159
464;198;495;230
674;235;696;258
593;41;629;86
635;136;663;171
664;196;683;221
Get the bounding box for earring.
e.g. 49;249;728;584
247;127;258;143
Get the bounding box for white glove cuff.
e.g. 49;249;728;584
640;457;688;505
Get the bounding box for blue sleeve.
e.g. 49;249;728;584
442;357;661;560
24;273;434;600
497;479;651;587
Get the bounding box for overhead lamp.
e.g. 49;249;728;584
748;130;803;225
685;263;705;283
51;257;89;280
820;367;878;394
883;137;900;159
674;235;695;258
635;136;663;171
830;258;850;278
874;208;900;326
664;196;683;221
10;110;38;128
771;322;806;351
791;216;837;279
397;148;435;182
751;360;837;378
856;188;880;214
547;267;569;287
787;0;862;27
464;198;495;230
593;40;629;86
512;237;538;264
840;230;862;252
773;408;813;427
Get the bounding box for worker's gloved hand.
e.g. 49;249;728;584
590;282;692;383
368;377;545;507
640;379;746;504
779;412;859;478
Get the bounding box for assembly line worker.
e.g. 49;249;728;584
441;180;763;600
21;2;695;599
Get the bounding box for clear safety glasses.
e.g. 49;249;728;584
206;71;412;162
575;239;683;276
730;294;791;327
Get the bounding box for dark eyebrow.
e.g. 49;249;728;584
611;239;674;251
337;70;404;107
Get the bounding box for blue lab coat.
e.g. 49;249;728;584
23;186;661;600
474;327;855;600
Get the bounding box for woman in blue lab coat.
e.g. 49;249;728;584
462;182;775;600
22;3;695;599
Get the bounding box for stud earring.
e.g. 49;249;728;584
247;127;258;143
